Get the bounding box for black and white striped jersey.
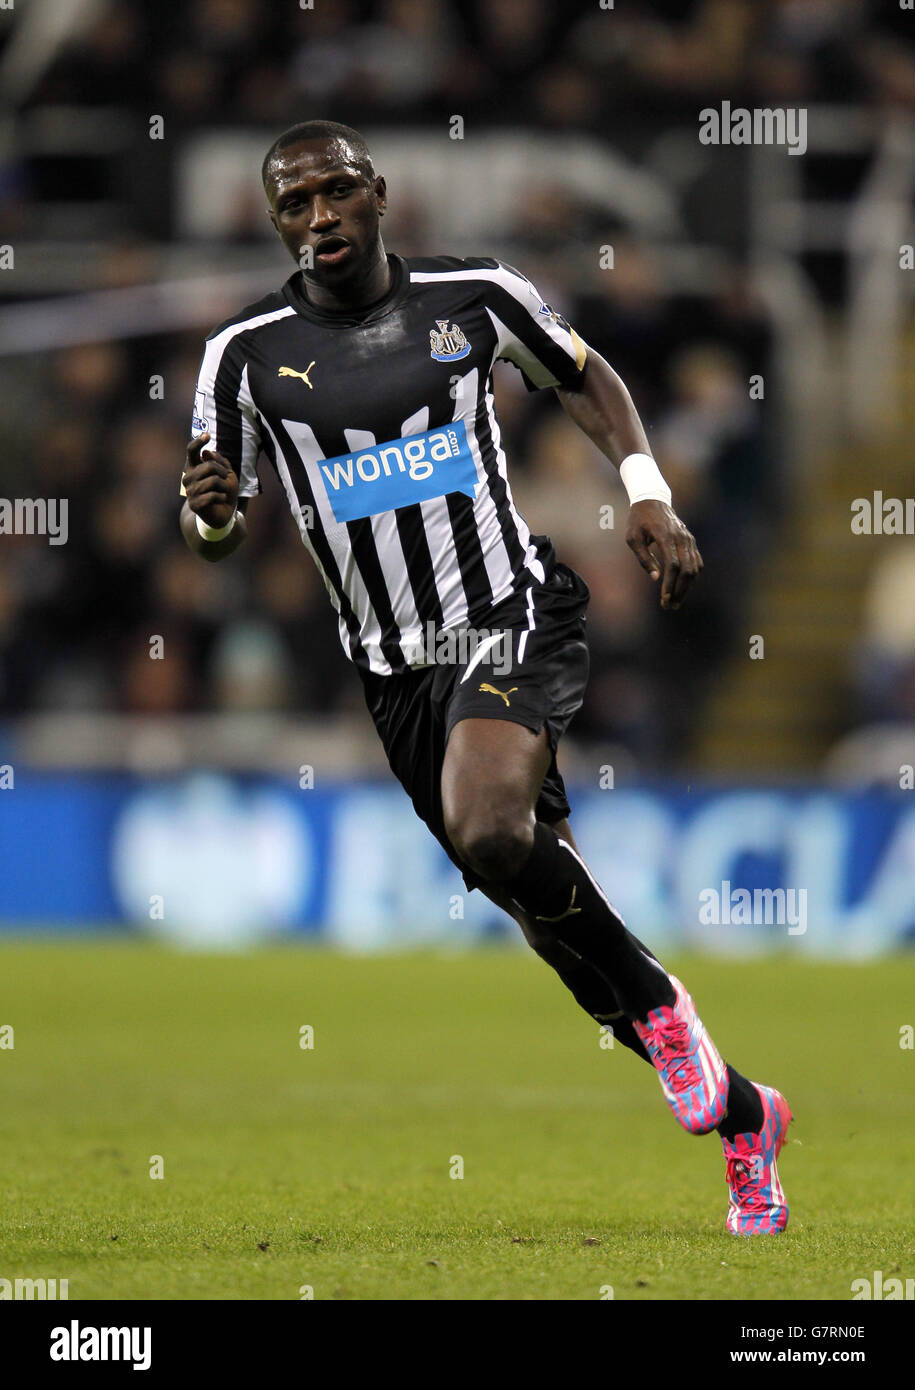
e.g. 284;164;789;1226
186;254;587;676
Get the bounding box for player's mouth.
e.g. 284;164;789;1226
314;236;352;266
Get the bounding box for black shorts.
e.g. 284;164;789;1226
358;562;590;892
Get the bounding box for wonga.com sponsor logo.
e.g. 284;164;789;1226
318;420;479;523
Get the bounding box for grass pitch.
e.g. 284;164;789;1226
1;941;912;1300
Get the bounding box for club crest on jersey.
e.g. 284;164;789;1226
429;319;471;362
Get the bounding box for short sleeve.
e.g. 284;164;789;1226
483;261;587;392
182;328;262;498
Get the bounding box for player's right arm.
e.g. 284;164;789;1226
180;431;249;562
181;321;265;561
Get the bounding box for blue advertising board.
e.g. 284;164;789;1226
0;773;913;955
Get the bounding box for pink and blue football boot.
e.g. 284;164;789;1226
632;975;729;1135
722;1082;792;1235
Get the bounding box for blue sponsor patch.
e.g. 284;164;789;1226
319;420;478;523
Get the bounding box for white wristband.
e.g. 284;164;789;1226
619;453;672;507
196;510;237;543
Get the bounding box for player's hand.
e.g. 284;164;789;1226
181;432;239;529
626;499;703;610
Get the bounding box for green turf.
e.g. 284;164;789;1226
1;941;912;1300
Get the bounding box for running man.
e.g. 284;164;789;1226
180;121;791;1235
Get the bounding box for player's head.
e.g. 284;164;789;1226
263;121;386;286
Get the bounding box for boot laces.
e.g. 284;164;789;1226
653;1017;701;1090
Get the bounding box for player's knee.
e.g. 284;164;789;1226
446;811;534;883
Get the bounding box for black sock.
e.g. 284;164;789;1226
717;1067;765;1139
505;823;676;1020
528;939;653;1063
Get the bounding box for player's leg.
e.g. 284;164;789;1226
511;816;769;1140
474;808;790;1233
360;609;788;1229
442;718;677;1022
477;818;654;1064
442;716;765;1138
478;817;767;1126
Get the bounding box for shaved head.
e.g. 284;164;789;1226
262;121;374;194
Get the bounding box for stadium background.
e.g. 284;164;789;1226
1;0;915;1310
0;0;913;951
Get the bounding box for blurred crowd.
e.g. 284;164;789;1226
16;0;915;134
854;546;915;728
1;0;912;769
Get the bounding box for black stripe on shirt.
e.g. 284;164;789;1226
395;504;445;630
473;385;527;576
446;491;494;618
266;421;372;672
344;517;409;674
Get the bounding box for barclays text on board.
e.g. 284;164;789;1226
0;777;912;955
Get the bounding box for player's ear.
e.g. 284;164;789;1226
374;175;386;214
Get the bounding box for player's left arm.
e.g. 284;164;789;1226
555;347;703;611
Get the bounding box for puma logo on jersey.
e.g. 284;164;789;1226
535;885;582;923
478;682;518;706
278;362;316;388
